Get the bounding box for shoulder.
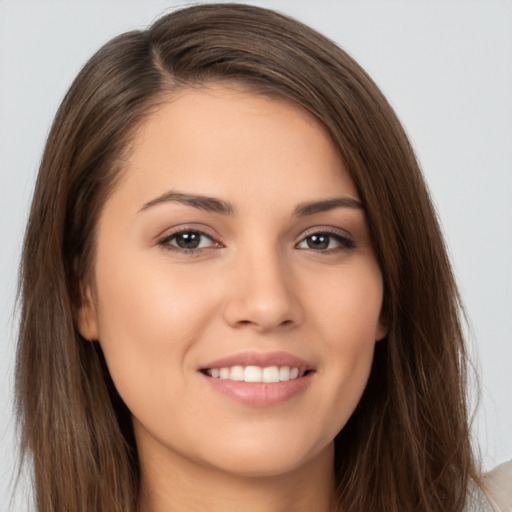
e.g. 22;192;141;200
481;460;512;512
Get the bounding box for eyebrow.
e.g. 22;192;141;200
139;191;234;215
138;191;363;216
293;197;363;216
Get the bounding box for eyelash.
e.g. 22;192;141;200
296;230;355;252
158;229;222;255
157;228;355;255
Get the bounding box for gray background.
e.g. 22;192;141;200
1;1;511;510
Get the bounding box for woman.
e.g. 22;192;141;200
15;4;510;512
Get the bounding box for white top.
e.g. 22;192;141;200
468;461;512;511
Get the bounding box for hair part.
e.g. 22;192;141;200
16;4;479;511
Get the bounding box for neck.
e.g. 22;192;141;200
137;440;337;512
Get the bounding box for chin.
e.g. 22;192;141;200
195;433;333;479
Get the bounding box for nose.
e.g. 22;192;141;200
222;247;303;332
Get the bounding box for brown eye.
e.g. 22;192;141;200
305;234;330;250
174;232;202;249
159;230;219;252
297;231;355;252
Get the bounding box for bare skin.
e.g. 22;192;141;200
79;85;386;512
138;433;336;512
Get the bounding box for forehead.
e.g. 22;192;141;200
113;85;359;212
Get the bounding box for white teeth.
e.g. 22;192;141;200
279;366;290;381
206;365;306;383
262;366;279;383
229;365;244;381
244;366;262;382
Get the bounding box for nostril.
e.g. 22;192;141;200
233;318;295;330
234;320;253;327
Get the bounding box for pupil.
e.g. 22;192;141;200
176;232;200;249
307;234;329;250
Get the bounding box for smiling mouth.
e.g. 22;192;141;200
200;353;315;405
201;365;312;383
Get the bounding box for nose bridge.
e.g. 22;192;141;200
223;239;301;331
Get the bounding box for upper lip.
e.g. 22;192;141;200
201;351;314;370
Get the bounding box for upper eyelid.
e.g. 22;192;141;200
157;224;220;241
297;225;353;240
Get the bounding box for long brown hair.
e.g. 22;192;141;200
16;4;480;511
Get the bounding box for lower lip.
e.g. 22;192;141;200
200;372;314;406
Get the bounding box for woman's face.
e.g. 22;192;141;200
80;85;386;478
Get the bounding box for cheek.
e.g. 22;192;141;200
308;262;383;427
313;259;384;346
95;244;217;337
92;252;220;406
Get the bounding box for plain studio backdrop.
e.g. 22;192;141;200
0;1;511;510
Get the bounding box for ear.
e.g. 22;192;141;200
375;308;388;342
77;285;99;341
